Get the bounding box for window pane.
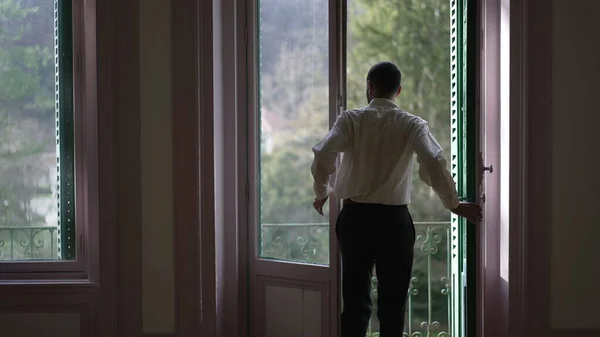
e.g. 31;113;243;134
258;0;330;265
346;0;452;335
0;0;75;261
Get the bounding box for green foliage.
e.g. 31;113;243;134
345;0;453;331
259;0;452;225
347;0;452;222
0;0;55;230
258;0;455;333
261;87;330;225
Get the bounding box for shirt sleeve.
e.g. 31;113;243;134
311;112;350;200
413;123;460;210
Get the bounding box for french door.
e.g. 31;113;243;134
247;0;342;336
246;0;480;336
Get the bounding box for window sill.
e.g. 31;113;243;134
0;278;99;294
0;258;92;283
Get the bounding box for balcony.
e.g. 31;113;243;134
262;221;452;337
1;222;451;336
0;226;59;261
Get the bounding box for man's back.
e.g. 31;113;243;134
333;98;426;205
311;62;481;337
312;96;458;209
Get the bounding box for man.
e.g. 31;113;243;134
311;61;481;337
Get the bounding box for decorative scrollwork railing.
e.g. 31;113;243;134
261;221;452;337
0;226;58;261
261;223;330;265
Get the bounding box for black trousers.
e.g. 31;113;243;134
336;201;415;337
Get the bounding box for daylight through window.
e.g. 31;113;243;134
257;0;331;265
0;0;75;261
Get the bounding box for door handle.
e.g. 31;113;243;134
478;152;493;187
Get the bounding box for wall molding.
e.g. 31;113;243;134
524;0;552;335
171;0;200;333
97;0;118;335
508;0;529;336
112;0;142;336
171;0;215;336
198;0;217;333
213;0;248;336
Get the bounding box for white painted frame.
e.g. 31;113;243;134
240;0;343;336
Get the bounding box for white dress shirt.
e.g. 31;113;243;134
311;98;460;210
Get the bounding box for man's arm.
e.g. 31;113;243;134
413;123;460;210
311;113;350;200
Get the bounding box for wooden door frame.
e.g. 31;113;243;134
478;0;504;336
475;0;532;336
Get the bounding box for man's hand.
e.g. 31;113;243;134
451;202;482;224
313;196;329;216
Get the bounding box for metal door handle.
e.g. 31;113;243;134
478;152;494;187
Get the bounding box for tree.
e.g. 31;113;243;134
257;0;456;329
259;0;329;78
347;0;452;223
259;19;330;226
260;83;330;225
260;87;332;265
261;45;328;121
259;0;329;121
259;42;331;264
345;0;453;333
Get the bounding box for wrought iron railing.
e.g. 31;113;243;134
3;221;451;335
261;221;452;337
261;222;331;264
0;226;59;261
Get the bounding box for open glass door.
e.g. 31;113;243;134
247;0;341;336
344;0;479;336
247;0;478;335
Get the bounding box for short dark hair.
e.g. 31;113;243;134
366;62;402;97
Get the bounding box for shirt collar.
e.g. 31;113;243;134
368;98;399;108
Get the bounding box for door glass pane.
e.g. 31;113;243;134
258;0;330;265
0;0;74;261
346;0;452;335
